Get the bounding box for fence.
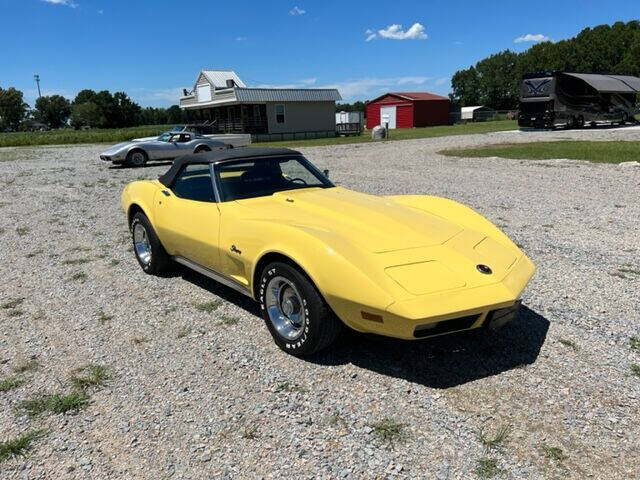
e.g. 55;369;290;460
449;110;518;124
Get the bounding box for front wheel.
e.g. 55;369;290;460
130;212;171;275
126;150;148;168
194;146;211;154
258;262;341;356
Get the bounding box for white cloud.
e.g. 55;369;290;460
41;0;78;7
434;77;449;87
365;29;377;42
514;33;550;43
366;23;427;41
289;6;305;15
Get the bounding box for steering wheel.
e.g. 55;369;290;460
288;177;308;185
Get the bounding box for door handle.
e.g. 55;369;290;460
161;190;171;197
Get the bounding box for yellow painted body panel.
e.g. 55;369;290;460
122;182;535;340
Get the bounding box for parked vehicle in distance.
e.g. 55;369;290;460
519;71;640;129
170;124;216;135
100;131;228;167
121;147;535;356
130;123;252;149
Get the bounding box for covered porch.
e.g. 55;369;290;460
185;104;268;134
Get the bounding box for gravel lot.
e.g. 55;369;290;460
1;127;639;479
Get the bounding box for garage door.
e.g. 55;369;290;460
380;106;397;129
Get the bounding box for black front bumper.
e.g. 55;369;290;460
485;300;522;331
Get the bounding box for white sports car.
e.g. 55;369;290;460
99;131;229;167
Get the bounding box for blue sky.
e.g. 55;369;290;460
2;0;639;107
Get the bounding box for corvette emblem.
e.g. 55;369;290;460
476;264;492;275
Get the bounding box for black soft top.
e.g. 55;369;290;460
158;147;301;187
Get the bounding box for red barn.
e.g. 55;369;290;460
366;92;450;129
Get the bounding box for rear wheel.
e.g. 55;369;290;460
130;212;170;275
258;262;341;356
620;113;629;126
194;145;211;154
126;150;147;168
576;115;585;129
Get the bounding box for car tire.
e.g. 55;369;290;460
126;150;148;168
258;261;341;356
194;146;211;154
130;212;171;275
576;116;585;129
621;113;628;126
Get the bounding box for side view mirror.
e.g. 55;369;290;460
323;169;330;178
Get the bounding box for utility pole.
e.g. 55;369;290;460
34;74;41;98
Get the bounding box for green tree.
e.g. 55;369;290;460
450;67;481;107
166;105;183;124
451;20;640;110
34;95;71;128
113;91;141;127
73;89;98;105
93;90;117;128
70;102;104;129
0;87;29;130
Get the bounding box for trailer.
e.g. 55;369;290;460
518;71;640;129
335;111;363;136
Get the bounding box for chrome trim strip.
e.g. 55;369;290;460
208;163;222;203
173;256;253;298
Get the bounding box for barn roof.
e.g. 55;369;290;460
369;92;449;103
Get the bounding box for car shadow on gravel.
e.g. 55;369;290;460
108;161;173;170
176;265;260;314
174;267;548;389
307;305;549;389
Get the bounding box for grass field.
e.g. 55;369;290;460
0;125;173;148
257;120;517;148
0;121;517;148
440;141;640;164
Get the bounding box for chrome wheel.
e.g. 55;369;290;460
265;276;306;340
130;151;146;167
133;223;152;266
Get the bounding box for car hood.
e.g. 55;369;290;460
234;187;464;253
102;140;140;154
131;136;157;142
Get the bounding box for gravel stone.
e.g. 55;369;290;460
0;126;639;479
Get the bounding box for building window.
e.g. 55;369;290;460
275;104;285;124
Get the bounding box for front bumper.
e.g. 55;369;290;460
100;154;124;163
338;254;535;340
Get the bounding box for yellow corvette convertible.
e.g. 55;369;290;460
121;147;535;356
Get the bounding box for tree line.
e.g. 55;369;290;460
451;20;640;110
0;87;185;132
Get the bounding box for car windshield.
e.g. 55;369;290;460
215;156;334;201
170;125;184;132
157;132;172;142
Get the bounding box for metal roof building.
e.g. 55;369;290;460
365;92;450;129
180;70;342;141
460;105;495;121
